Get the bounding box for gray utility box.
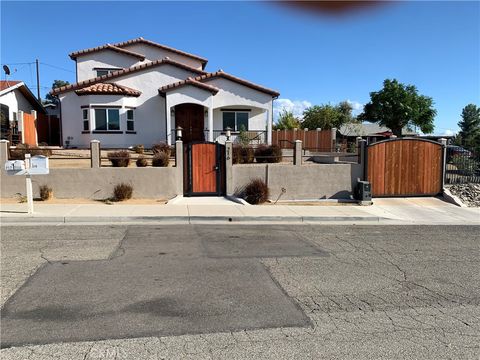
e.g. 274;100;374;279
355;181;372;201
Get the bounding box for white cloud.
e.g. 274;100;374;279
441;129;457;136
273;98;312;121
346;99;364;114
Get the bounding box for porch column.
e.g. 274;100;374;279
208;96;214;142
166;96;172;146
267;106;273;145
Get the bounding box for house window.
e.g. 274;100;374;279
222;111;249;131
82;109;89;131
126;110;134;131
94;109;120;131
95;68;120;77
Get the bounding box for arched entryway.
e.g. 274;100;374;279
174;103;205;143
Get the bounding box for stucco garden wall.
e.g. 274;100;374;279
232;163;363;200
1;167;179;200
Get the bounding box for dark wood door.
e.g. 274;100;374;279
175;104;205;143
185;143;225;196
367;138;443;197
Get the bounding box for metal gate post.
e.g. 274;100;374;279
439;138;447;190
359;139;367;181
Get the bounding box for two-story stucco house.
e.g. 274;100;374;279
52;37;279;148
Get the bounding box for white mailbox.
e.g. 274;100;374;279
30;155;49;174
4;160;26;172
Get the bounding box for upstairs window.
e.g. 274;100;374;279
95;68;121;77
94;109;120;131
82;109;89;131
222;111;249;131
126;110;135;131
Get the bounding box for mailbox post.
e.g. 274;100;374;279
4;154;49;214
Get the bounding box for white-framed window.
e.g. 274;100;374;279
95;69;119;77
82;109;89;131
126;109;134;131
222;111;249;131
94;108;120;131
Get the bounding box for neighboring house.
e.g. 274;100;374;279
338;122;418;145
52;37;280;148
0;80;46;145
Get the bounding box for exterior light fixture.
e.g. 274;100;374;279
176;126;183;141
225;127;232;140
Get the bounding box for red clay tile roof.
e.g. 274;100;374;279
158;77;219;95
75;83;141;97
113;37;208;67
69;44;146;60
51;58;206;95
195;70;280;97
0;80;22;91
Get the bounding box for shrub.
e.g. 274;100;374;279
9;143;52;160
107;150;131;167
242;178;269;205
136;156;148;167
152;152;169;167
233;145;255;164
113;183;133;201
152;142;171;157
39;185;53;201
133;144;144;154
254;145;282;163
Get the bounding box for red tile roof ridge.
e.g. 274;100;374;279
194;71;280;97
75;82;141;97
69;44;146;60
113;37;208;65
158;77;219;95
51;58;206;95
0;80;22;91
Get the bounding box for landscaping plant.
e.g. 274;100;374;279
136;156;148;167
242;178;269;204
39;185;53;201
152;142;171;157
113;183;133;201
233;145;254;164
9;143;52;160
133;144;144;154
152;152;169;167
254;145;282;163
107;150;131;167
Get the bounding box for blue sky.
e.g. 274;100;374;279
1;1;479;135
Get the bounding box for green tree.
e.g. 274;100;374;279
301;104;343;130
458;104;480;151
274;110;301;130
358;79;436;136
44;80;70;105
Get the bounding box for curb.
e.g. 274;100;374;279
1;214;384;225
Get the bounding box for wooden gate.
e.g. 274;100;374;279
367;138;443;197
185;142;225;196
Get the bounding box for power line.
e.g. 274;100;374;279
40;62;75;74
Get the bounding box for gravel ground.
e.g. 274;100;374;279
446;183;480;207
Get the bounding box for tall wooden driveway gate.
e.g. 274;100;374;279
367;138;443;197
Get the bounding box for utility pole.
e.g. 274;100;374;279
35;59;40;101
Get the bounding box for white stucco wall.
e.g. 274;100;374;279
76;50;145;81
61;64;200;148
121;43;204;70
0;88;36;121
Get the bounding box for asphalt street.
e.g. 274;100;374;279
1;224;479;359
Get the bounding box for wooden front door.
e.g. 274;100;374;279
175;103;205;143
185;142;225;196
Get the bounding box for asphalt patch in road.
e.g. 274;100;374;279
1;226;315;348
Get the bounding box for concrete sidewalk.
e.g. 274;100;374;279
1;197;479;225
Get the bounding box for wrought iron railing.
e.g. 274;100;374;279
170;129;267;145
445;146;480;184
